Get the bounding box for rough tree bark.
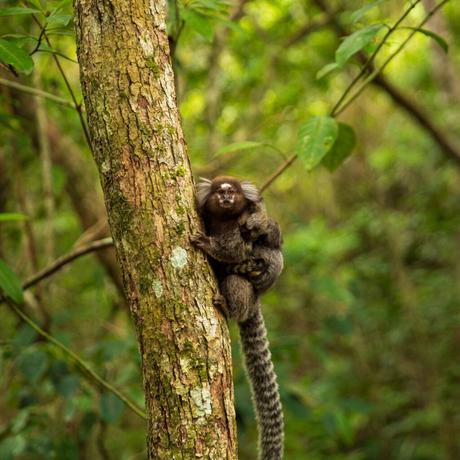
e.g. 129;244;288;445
74;1;237;458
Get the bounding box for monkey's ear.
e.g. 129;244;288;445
241;181;261;202
196;177;212;208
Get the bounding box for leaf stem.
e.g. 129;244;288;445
330;0;422;117
334;0;450;116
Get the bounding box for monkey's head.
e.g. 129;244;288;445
196;176;260;218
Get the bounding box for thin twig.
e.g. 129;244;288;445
32;15;93;151
23;237;114;290
334;0;450;116
330;0;422;116
260;153;297;193
34;70;55;263
0;77;75;109
30;25;47;55
7;300;146;420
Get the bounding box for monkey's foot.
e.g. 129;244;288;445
213;294;229;319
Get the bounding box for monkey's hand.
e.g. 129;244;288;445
240;208;270;241
190;230;210;249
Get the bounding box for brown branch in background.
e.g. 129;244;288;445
1;76;124;296
204;0;251;156
97;421;112;460
47;122;125;295
31;16;92;151
0;152;10;258
372;74;460;168
34;71;55;262
13;161;51;329
23;237;114;290
283;11;337;48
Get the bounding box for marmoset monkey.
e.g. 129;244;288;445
191;176;284;460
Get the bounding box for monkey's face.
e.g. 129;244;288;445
206;182;246;217
216;183;237;208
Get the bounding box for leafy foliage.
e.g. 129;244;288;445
1;0;459;458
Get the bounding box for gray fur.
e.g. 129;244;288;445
196;177;212;209
241;180;261;202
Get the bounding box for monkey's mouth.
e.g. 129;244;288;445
219;200;233;207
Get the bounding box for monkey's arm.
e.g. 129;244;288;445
190;229;252;263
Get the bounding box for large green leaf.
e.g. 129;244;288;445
0;259;23;303
181;9;214;42
335;24;385;66
0;7;40;16
0;39;34;75
322;123;357;171
296;116;338;171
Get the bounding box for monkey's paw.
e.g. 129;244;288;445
190;231;209;248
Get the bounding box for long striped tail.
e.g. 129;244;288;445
239;307;284;460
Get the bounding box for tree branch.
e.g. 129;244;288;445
6;299;146;419
22;237;114;290
0;77;75;109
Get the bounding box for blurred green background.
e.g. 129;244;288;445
0;0;459;458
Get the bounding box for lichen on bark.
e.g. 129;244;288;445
74;0;237;458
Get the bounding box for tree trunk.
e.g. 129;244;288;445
74;1;237;458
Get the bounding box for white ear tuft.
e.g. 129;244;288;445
196;177;212;208
241;181;260;202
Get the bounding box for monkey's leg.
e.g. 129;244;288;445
220;275;257;323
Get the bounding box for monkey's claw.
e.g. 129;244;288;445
213;294;229;318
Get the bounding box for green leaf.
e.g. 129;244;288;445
216;141;265;156
0;259;23;303
335;24;385;66
25;0;44;11
322;123;356;171
349;0;386;24
45;14;72;27
0;7;41;16
0;39;34;75
405;27;448;53
181;9;214;42
0;212;28;222
0;435;26;460
13;324;38;347
56;375;80;397
316;62;341;80
17;350;49;384
296;116;338;171
99;392;124;424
